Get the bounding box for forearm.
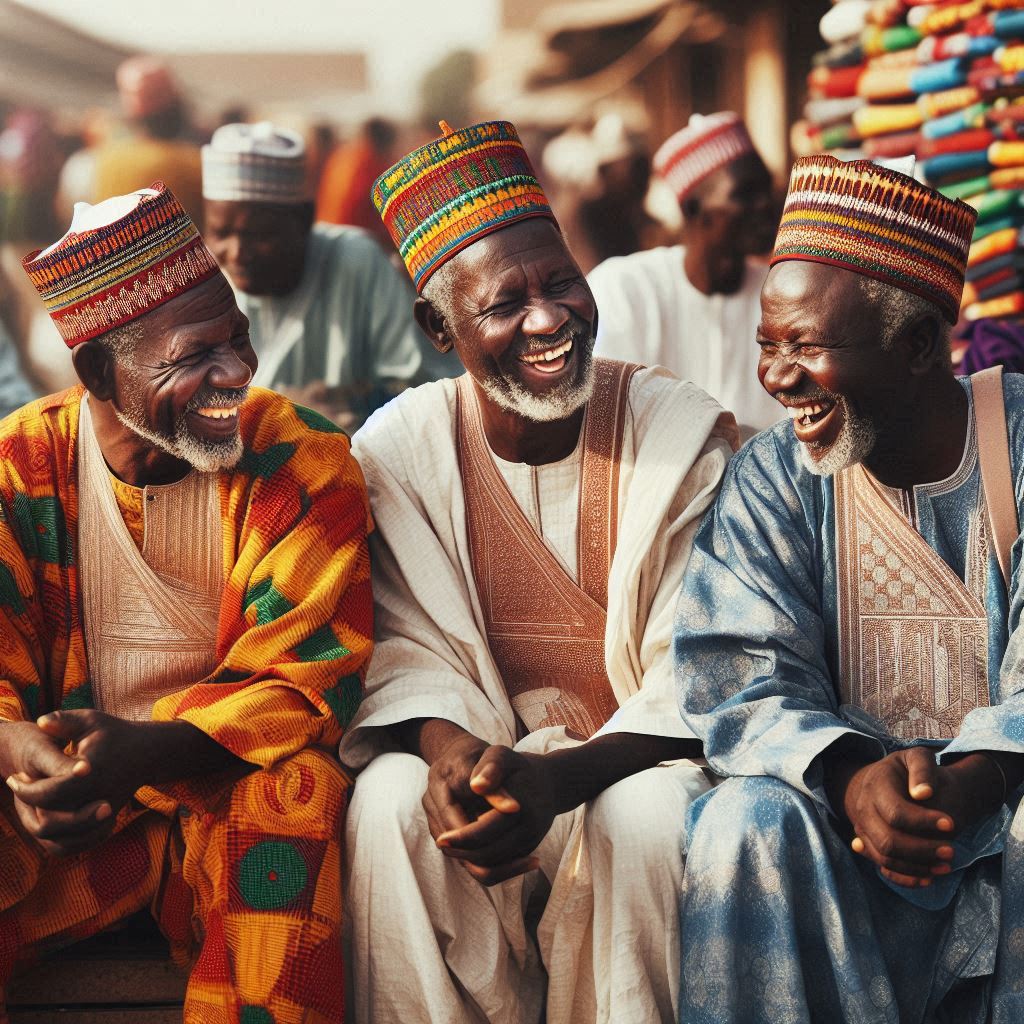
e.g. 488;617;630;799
539;732;701;815
135;720;246;787
395;717;475;764
945;750;1024;813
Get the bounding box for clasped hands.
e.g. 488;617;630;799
423;732;562;887
838;746;1005;889
1;710;150;857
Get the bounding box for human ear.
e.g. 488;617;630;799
414;296;453;354
71;341;117;401
901;312;944;375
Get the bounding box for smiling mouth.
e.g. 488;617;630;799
195;406;239;421
518;339;573;374
786;402;833;428
783;397;841;447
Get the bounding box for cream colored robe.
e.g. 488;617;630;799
342;365;736;1024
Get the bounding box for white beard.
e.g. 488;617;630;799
477;340;596;423
114;402;244;474
798;396;877;477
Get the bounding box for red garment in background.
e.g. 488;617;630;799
316;138;391;248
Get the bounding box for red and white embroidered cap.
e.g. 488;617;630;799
22;183;221;348
653;112;758;204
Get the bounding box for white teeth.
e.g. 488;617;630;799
197;406;239;420
787;403;829;425
520;339;573;364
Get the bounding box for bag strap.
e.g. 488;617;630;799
973;365;1018;591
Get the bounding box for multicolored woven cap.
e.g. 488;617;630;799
654;112;757;203
771;155;977;323
372;119;557;292
22;182;220;348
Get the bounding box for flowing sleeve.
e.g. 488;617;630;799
149;402;373;778
339;388;518;770
674;432;884;807
0;520;46;724
587;256;652;363
939;373;1024;762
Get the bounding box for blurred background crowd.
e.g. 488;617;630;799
6;0;1022;422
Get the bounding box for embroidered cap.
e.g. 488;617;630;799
202;121;308;204
771;154;977;323
372;119;557;292
22;182;221;348
653;112;758;203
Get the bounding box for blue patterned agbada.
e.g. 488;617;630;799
675;374;1024;1024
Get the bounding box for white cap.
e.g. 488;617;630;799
202;122;308;204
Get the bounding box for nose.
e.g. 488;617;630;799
521;296;570;339
208;345;253;390
760;348;803;397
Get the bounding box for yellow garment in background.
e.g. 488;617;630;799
93;137;204;229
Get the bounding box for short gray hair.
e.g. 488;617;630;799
95;320;144;364
420;260;458;326
857;276;952;365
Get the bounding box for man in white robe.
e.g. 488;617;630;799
589;112;782;438
202;121;458;430
341;119;736;1024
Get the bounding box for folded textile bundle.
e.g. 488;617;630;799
798;0;1024;364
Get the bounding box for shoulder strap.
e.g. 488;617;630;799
973;365;1018;590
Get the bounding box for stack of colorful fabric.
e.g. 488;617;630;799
797;0;1024;367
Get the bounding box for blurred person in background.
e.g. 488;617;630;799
0;108;73;398
203;121;455;431
542;114;664;275
315;117;396;249
81;56;204;227
588;113;783;439
0;108;60;244
0;319;37;419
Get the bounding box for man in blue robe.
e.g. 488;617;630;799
675;155;1024;1024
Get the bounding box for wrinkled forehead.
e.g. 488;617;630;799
446;218;577;286
760;260;868;335
133;273;242;351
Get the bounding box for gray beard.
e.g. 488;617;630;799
798;396;877;477
114;403;244;474
478;339;596;423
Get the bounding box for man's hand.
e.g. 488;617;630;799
835;746;1005;889
4;710;244;857
0;717;114;857
431;744;563;887
422;731;544;886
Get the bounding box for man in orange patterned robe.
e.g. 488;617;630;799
0;183;371;1024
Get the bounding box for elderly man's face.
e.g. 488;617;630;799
438;218;597;422
107;274;257;472
757;261;906;475
204;199;311;296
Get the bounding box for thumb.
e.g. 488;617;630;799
469;747;521;814
906;746;938;802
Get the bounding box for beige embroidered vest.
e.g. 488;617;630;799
77;398;225;722
834;461;991;741
456;359;638;739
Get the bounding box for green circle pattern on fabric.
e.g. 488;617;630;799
240;1007;274;1024
238;840;308;910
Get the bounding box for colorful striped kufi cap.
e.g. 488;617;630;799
653;112;757;203
373;119;557;292
202;122;308;204
22;182;221;348
771;155;977;324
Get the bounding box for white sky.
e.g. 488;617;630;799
15;0;501;112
